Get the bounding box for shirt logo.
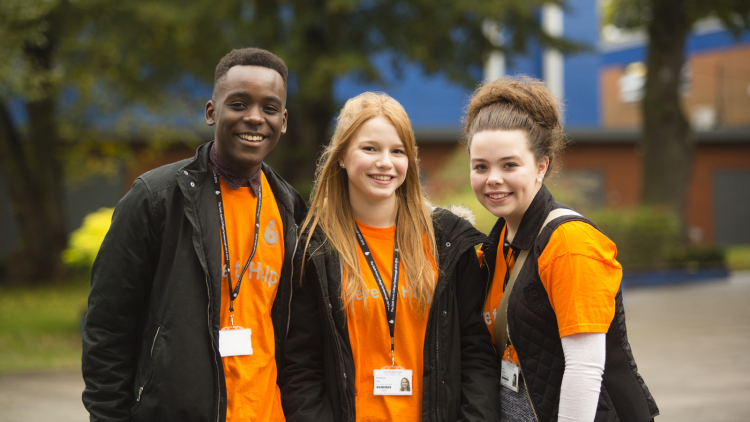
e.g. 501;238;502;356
263;219;279;248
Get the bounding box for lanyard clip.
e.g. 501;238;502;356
229;310;235;328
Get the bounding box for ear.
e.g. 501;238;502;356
280;109;288;134
537;156;549;178
205;100;216;126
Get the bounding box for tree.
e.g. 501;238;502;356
0;0;577;283
607;0;750;231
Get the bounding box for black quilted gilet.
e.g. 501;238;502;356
504;213;659;422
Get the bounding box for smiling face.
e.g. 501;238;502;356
205;65;288;178
469;130;548;228
401;378;409;389
341;116;408;211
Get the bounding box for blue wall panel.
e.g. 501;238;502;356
563;0;600;127
334;55;473;129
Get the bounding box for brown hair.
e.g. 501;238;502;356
463;76;566;177
300;92;437;313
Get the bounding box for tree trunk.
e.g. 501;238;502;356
282;79;335;198
640;0;693;230
0;9;67;284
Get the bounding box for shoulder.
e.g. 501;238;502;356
541;220;619;269
136;158;193;194
432;205;478;236
262;163;308;222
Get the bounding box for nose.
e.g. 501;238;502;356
486;168;503;186
375;152;393;169
243;106;264;126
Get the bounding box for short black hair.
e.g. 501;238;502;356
213;47;288;91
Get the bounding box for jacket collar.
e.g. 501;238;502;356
180;141;299;219
508;185;556;251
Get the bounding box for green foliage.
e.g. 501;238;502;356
604;0;750;32
62;207;114;269
589;207;726;270
727;245;750;271
0;277;89;373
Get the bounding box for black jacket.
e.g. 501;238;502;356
280;208;501;422
480;186;659;422
82;141;307;422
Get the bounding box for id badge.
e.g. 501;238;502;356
500;359;520;392
219;326;253;357
373;367;413;396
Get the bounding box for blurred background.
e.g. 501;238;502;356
0;0;749;420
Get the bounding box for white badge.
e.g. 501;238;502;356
219;327;253;357
373;368;413;396
501;359;520;392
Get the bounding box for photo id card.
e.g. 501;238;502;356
500;359;520;392
373;368;413;396
219;327;253;357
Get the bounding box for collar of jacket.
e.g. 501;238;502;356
482;185;555;272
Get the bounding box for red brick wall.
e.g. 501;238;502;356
601;45;750;129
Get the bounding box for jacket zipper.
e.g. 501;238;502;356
136;325;162;402
328;302;355;421
205;272;221;422
434;303;441;422
285;223;299;338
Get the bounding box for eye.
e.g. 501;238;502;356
503;162;519;169
473;164;487;171
230;102;247;110
392;148;405;155
362;146;376;152
264;105;279;114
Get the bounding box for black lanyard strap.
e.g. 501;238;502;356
211;166;262;325
354;223;400;367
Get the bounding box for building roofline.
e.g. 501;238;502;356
566;128;750;144
414;126;750;145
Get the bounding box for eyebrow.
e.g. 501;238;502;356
225;92;283;105
470;155;521;163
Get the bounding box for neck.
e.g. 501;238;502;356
349;193;398;228
215;144;260;179
504;183;543;244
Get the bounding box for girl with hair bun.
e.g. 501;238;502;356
466;76;658;422
281;92;501;421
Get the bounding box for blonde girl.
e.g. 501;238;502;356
281;92;500;421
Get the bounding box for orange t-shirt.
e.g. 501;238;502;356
482;221;621;364
218;172;286;422
346;221;436;422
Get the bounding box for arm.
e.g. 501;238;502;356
82;179;159;422
280;255;335;421
558;332;606;421
455;249;502;421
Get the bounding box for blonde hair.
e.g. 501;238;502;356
300;92;437;313
463;76;566;177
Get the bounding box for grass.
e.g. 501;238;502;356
0;276;90;374
727;245;750;271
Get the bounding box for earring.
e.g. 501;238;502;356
339;162;345;168
537;177;543;183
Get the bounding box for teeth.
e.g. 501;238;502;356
489;193;510;199
371;175;392;181
239;134;263;141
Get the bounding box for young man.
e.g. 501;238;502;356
82;48;307;422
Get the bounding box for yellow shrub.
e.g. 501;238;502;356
63;208;115;269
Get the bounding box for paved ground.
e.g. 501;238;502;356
1;271;749;421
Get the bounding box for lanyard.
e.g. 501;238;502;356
211;166;262;327
502;226;519;292
353;223;400;367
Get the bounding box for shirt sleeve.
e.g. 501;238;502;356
537;221;622;338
